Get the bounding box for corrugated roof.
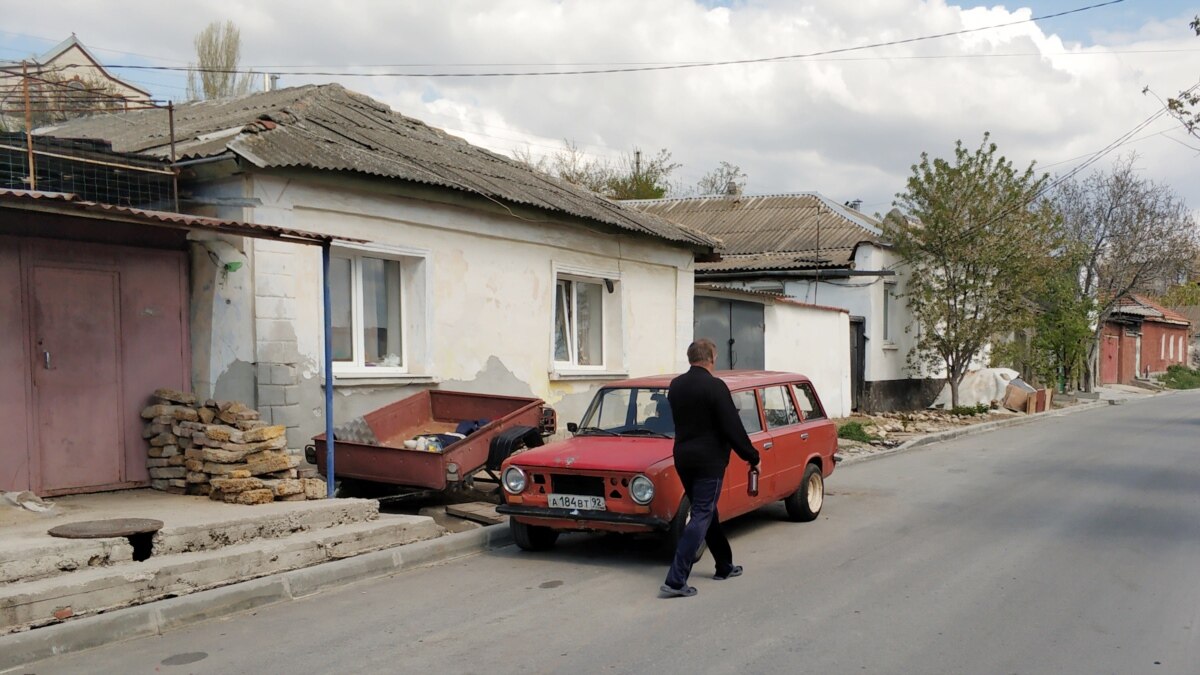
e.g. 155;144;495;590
35;84;717;250
629;193;882;271
1113;294;1192;327
0;188;349;245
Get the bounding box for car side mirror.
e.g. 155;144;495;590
567;422;579;433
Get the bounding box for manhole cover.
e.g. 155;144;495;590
48;518;164;539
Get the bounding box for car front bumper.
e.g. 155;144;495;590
496;504;670;531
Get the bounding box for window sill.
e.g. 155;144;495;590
881;342;899;351
327;373;438;387
549;370;630;382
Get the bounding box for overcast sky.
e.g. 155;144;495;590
3;0;1198;215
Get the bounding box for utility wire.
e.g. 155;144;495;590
97;0;1126;78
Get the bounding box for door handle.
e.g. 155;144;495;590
763;442;773;450
800;433;809;440
43;351;51;370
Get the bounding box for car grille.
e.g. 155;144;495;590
550;474;605;497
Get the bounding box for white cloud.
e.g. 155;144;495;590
5;0;1200;211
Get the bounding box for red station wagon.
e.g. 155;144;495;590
496;371;838;552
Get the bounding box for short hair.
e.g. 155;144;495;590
687;339;717;365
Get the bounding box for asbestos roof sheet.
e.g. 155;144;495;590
35;85;717;250
0;188;346;245
629;193;881;271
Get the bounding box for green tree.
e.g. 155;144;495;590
1052;155;1198;390
695;161;747;196
605;148;679;200
187;20;255;100
1166;16;1200;136
884;134;1057;408
515;142;679;200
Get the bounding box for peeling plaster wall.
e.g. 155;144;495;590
187;177;256;407
241;174;697;442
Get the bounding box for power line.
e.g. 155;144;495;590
99;1;1127;79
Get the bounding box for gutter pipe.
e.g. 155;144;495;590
322;241;336;498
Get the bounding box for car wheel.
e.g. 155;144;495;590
664;496;708;563
511;519;559;551
784;463;824;522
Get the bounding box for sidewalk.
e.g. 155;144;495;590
838;384;1161;465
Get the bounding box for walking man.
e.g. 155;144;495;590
661;339;760;598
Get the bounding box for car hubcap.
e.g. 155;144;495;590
807;473;823;512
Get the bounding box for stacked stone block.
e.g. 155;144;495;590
141;388;325;504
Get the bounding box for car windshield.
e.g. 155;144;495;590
577;387;674;437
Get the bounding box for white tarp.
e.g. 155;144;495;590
929;367;1019;409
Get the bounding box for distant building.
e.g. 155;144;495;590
1;35;151;129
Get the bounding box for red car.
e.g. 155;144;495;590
496;371;838;552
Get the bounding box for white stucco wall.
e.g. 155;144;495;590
695;289;850;417
777;244;927;383
762;300;852;418
231;174;697;444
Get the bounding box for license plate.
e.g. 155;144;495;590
548;493;606;511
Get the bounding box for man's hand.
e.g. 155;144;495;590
749;454;761;468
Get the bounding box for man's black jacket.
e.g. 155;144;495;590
668;366;760;479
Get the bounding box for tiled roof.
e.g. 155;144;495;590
1114;295;1192;327
629;193;882;271
36;84;717;250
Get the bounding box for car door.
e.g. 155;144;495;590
759;384;805;500
792;381;836;473
717;388;769;519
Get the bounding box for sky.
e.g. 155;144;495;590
2;0;1199;216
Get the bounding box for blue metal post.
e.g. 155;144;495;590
322;242;336;498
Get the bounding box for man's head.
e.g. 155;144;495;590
687;339;718;371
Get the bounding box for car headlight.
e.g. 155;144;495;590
629;474;655;505
503;466;527;494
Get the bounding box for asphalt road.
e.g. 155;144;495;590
22;391;1200;675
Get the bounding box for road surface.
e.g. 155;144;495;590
20;391;1200;674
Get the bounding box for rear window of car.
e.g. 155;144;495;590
762;386;800;429
731;390;762;434
792;383;826;421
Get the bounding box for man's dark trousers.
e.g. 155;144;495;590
665;467;734;589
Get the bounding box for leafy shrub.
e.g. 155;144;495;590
837;421;876;443
949;403;991;416
1162;365;1200;390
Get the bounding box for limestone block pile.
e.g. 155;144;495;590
140;388;325;504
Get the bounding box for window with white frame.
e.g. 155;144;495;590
331;252;406;372
554;275;606;368
883;281;896;342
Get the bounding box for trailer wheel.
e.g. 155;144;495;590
511;519;559;551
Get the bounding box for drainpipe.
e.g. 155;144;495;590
322;241;336;498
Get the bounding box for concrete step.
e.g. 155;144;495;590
1;513;444;635
153;498;380;555
0;498;380;587
0;538;133;587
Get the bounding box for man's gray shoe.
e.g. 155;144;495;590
713;565;743;580
660;583;698;598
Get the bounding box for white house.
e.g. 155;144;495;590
43;84;719;451
694;284;852;418
634;193;938;411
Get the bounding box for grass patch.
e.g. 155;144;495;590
949;403;991;416
1162;365;1200;390
837;421;876;443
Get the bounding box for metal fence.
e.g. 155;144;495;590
0;63;177;209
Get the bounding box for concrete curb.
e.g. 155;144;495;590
0;522;513;672
840;400;1111;466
